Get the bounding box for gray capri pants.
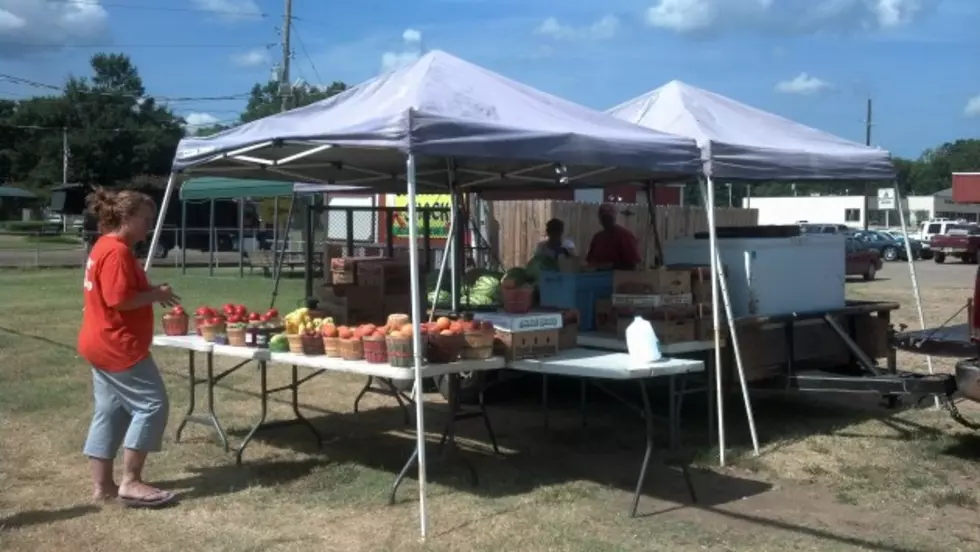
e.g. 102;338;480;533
83;355;170;459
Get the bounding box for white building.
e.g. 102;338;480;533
742;188;980;229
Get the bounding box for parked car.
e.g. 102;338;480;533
913;219;975;259
846;236;882;280
929;225;980;264
800;222;852;234
853;230;922;261
880;230;928;259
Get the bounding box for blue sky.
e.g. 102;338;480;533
0;0;977;159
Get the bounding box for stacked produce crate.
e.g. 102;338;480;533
593;266;717;344
318;256;423;325
473;311;562;360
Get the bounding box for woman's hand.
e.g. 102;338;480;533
153;284;181;308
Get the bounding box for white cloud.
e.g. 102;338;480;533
645;0;931;35
191;0;262;22
0;0;109;57
775;73;831;95
535;15;620;40
380;28;424;72
183;112;221;133
231;48;270;68
966;95;980;118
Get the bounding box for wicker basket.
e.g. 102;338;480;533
193;315;208;336
200;322;225;343
303;334;325;355
427;332;464;363
339;338;364;361
501;285;534;314
322;336;341;357
162;314;189;336
386;314;410;332
362;335;388;363
286;334;304;354
227;326;247;347
386;334;426;368
461;330;495;360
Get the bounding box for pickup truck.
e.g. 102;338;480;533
846;236;883;280
930;225;980;264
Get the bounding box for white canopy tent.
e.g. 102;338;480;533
608;80;928;468
146;51;705;540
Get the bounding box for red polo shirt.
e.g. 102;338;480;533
586;225;641;270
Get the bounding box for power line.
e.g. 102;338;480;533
291;24;323;85
48;0;273;18
0;119;240;132
0;74;250;103
0;41;272;50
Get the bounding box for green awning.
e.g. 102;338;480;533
180;178;293;200
0;186;37;199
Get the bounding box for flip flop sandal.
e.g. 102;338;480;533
119;491;178;509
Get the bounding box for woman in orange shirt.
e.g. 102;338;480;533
79;188;180;508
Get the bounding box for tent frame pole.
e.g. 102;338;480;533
405;154;429;540
270;194;296;309
893;180;937;407
144;172;178;273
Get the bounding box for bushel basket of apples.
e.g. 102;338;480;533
162;306;189;336
424;317;465;363
460;317;496;360
385;320;427;368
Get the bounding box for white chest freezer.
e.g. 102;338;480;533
664;234;846;319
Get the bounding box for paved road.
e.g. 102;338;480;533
0;247;247;268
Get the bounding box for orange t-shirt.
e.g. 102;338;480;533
78;235;155;372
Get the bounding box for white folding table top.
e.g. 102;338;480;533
152;334;505;380
511;348;704;380
152;334;213;353
576;332;717;355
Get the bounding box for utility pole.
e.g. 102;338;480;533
863;98;873;230
280;0;293;113
61;127;69;233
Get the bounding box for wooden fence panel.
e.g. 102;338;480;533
488;200;758;268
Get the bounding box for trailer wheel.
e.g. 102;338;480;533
919;249;933;260
934;252;946;264
436;372;486;405
965;254;978;264
863;263;876;281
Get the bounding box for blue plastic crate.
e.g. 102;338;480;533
538;271;613;331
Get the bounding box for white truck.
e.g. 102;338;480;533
911;219;977;260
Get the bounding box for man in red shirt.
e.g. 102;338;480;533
79;188;180;508
586;203;641;270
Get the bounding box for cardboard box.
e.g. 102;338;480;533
473;311;563;333
613;268;691;296
314;284;385;325
611;293;693;309
614;316;696;344
494;329;560;360
595;298;616;334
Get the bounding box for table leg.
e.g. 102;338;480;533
630;381;655;517
234;361;268;466
289;365;322;448
174;351;230;451
631;380;698;517
174;351;195;444
542;374;550;431
580;379;588;429
353;376;412;425
668;376;678;450
391;373;478;505
205;352;230;451
478;390;500;455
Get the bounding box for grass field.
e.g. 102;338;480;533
1;266;980;551
0;233;83;251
